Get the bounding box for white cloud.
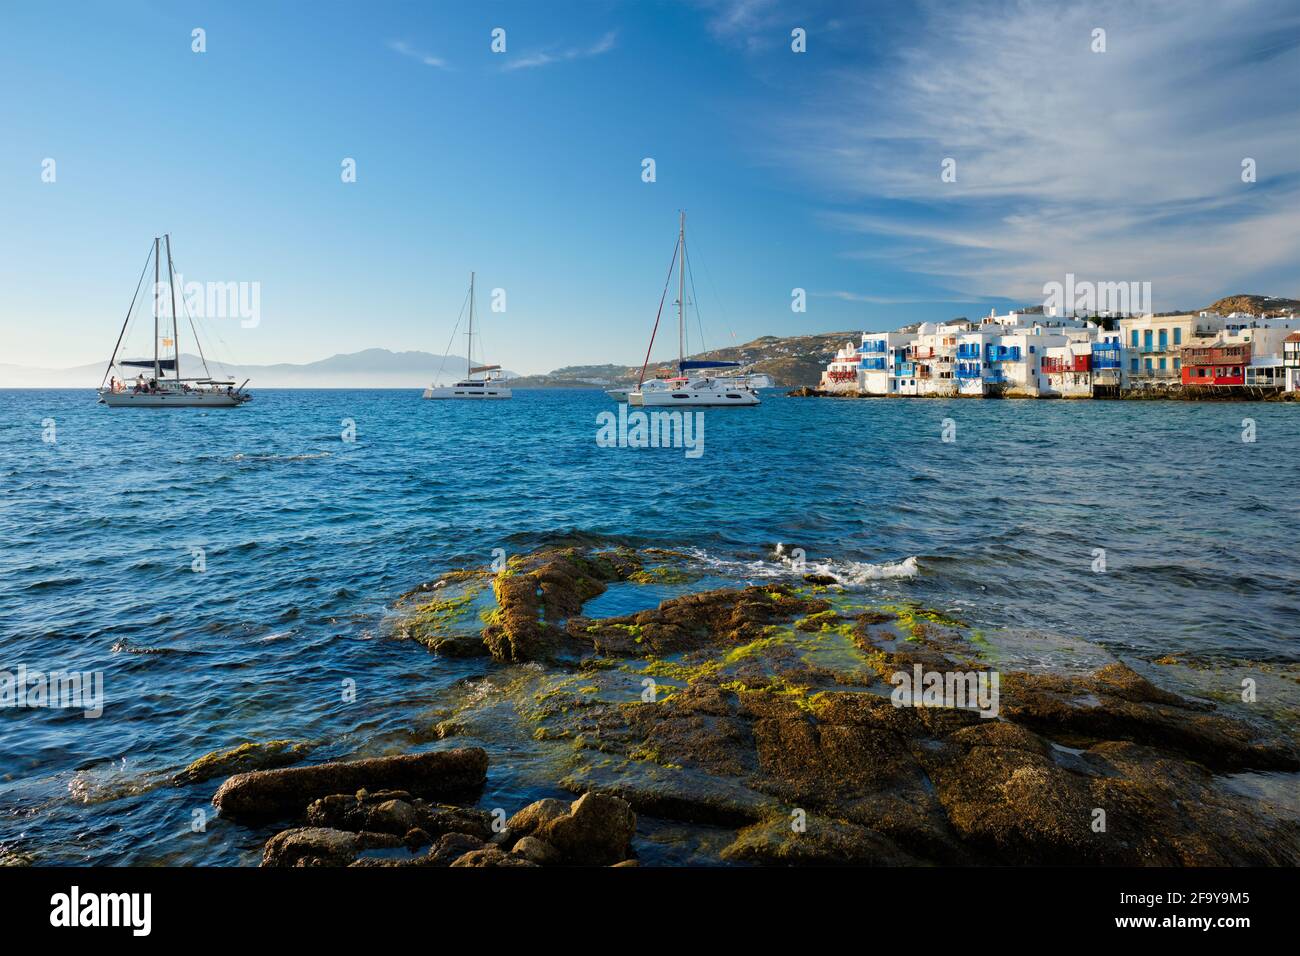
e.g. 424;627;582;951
503;31;618;71
776;0;1300;307
388;39;449;69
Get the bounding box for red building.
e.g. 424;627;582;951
1181;342;1250;386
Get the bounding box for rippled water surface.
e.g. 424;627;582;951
2;388;1297;864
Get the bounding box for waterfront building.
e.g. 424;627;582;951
1285;332;1300;392
1118;313;1225;389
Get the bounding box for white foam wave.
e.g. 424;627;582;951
679;545;921;587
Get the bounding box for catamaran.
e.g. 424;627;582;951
98;235;251;407
617;212;761;407
423;272;512;400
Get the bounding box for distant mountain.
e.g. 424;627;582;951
0;349;515;389
509;332;859;389
1201;294;1300;317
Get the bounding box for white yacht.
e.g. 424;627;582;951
98;235;251;408
622;212;760;407
423;272;513;400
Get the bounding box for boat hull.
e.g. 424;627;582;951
99;390;247;407
422;386;513;400
630;387;759;407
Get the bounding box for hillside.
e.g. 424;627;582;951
1201;294;1300;317
511;332;858;388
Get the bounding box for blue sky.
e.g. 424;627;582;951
3;0;1298;374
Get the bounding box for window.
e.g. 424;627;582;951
1131;330;1139;347
1145;358;1153;371
1174;358;1180;370
1159;358;1166;370
1174;328;1182;345
1131;358;1139;371
1144;330;1153;350
1158;330;1167;350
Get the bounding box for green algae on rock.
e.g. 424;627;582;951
173;739;314;786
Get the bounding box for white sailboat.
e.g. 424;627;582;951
98;235;251;408
423;272;512;400
622;212;760;407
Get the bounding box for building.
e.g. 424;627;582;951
1180;319;1300;392
1285;332;1300;392
1118;313;1224;389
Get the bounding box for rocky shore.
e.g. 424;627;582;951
187;545;1299;866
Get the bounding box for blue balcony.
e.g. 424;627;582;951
954;363;983;379
986;346;1022;362
956;344;981;359
859;357;886;370
857;341;887;354
894;362;916;376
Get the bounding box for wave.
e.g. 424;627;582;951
679;544;921;586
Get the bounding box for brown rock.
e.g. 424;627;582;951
511;836;561;865
213;748;488;820
535;792;636;865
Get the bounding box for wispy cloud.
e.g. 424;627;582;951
772;0;1300;308
815;290;990;306
503;30;617;71
387;39;449;70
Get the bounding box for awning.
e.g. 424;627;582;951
469;364;500;374
679;360;741;371
121;359;176;370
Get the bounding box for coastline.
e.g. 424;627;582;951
789;385;1300;402
126;546;1300;868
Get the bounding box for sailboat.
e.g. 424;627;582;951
98;235;251;407
422;272;512;400
621;213;760;407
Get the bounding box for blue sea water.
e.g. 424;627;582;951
1;388;1297;865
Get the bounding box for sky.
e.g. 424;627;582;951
2;0;1298;375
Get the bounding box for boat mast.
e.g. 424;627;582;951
678;212;685;367
466;271;475;380
165;234;180;381
153;237;161;382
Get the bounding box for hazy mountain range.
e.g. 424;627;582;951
0;349;510;389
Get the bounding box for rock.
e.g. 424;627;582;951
535;792;636;866
428;832;486;866
213;748;488;820
511;836;561;865
1000;664;1300;772
450;846;538;867
722;813;922;865
610;859;640;867
173;740;313;785
263;827;358;867
580;585;831;658
368;799;419;834
505;798;571;837
403;827;432;849
484;548;643;662
802;574;838;586
262;827;360;867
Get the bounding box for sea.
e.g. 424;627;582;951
1;388;1297;865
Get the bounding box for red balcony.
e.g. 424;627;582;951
1041;355;1090;373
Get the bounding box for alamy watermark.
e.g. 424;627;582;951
159;273;261;328
1;665;103;718
596;407;704;459
890;664;999;718
1042;273;1151;317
